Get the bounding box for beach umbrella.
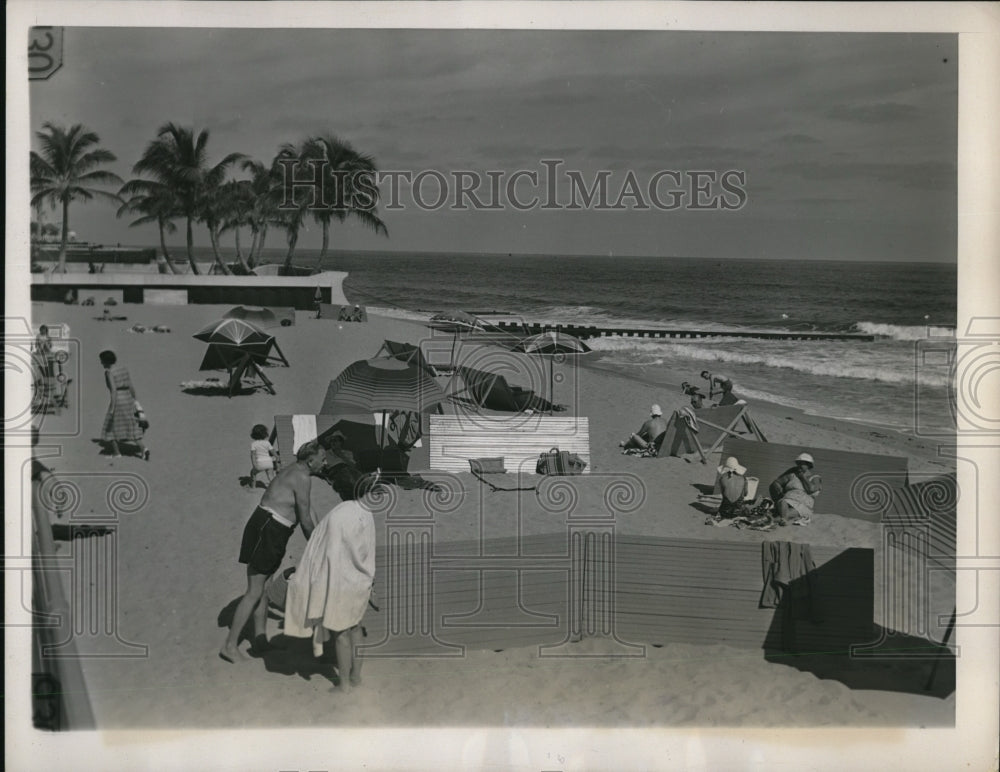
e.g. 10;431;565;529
193;317;272;346
428;310;486;365
513;330;591;412
193;318;288;396
223;305;279;328
428;310;484;333
322;357;446;470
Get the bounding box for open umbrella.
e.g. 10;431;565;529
428;311;486;365
513;330;591;412
193;317;272;346
193;318;288;396
321;357;446;469
223;305;279;328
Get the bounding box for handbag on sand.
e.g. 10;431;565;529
134;401;149;431
536;447;587;476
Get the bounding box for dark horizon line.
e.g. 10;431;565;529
110;244;957;266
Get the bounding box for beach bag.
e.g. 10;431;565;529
469;457;506;474
134;401;149;431
536;447;587;476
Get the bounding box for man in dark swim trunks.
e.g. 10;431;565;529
220;440;326;663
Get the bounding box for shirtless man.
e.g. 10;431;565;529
220;440;326;663
619;404;668;451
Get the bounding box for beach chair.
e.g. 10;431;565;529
654;403;765;463
715;437;909;522
428;414;590;473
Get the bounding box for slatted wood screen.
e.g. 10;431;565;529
428;415;590;474
718;437;909;522
354;532;873;656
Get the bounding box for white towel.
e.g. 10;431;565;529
291;414;318;453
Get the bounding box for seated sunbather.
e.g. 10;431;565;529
321;431;357;468
716;456;749;518
769;452;821;523
619;404;668;451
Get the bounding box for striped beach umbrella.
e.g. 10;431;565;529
513;331;592;412
322;357;445;470
322;357;445;414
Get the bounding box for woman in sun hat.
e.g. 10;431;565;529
768;452;822;522
717;456;749;518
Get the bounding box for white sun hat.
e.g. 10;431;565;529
718;456;747;475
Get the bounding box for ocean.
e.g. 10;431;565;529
187;247;958;433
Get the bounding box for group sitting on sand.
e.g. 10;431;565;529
705;452;821;530
220;437;378;694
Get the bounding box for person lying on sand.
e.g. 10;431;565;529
219;440;325;663
619;404;668;451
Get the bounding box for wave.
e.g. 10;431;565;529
366;306;434;323
588;336;953;388
854;321;956;340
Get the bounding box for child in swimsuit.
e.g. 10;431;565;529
248;423;277;488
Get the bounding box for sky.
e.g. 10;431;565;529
28;27;958;261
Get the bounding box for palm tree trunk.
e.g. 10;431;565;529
255;224;269;265
57;199;70;274
186;217;200;275
209;226;232;275
282;227;299;274
157;220;180;274
234;228;252;274
247;229;259;269
315;220;330;269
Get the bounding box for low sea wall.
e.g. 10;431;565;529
30;270;349;311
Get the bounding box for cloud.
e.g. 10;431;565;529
776;160;955;190
826;102;922;123
777;133;822;145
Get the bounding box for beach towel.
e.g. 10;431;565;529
283;499;375;641
291;415;318;453
759;540;820;620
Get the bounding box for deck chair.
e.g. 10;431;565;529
716;437;909;522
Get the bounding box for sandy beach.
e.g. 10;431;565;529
26;298;957;730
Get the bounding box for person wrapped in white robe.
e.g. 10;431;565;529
284;498;375;650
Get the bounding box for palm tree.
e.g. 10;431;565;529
30;123;123;274
133;123;243;275
274;141;316;274
116;178;181;274
307;134;388;269
240;159;281;269
218;179;255;274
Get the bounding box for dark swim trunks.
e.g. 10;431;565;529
238;506;295;575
